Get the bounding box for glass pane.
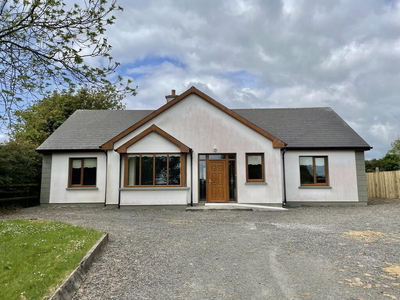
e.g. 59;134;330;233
168;154;181;185
199;155;206;160
209;154;225;159
227;154;236;159
199;160;206;201
83;159;97;185
128;155;140;185
155;155;167;185
71;159;81;185
141;155;154;185
228;161;236;201
300;157;314;184
315;157;326;183
247;155;262;180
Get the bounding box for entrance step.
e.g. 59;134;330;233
186;203;287;211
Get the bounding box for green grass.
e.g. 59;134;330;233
0;219;103;300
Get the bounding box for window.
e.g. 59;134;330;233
125;154;184;187
69;158;97;187
246;154;264;182
299;156;329;186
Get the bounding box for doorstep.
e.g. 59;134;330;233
186;203;287;211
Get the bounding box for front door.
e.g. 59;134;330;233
208;160;228;202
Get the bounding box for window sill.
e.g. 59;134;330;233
120;187;190;191
298;186;332;189
245;182;267;185
66;187;98;190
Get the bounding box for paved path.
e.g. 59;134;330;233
3;199;400;300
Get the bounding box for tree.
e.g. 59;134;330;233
1;87;124;185
0;0;135;129
13;87;125;146
0;140;42;185
365;138;400;172
389;138;400;155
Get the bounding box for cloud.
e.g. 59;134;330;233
0;133;8;143
97;0;400;158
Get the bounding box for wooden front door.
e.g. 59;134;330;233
208;160;228;203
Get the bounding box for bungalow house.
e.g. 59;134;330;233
37;86;371;207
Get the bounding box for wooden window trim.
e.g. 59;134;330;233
68;158;97;188
124;153;186;187
246;153;265;182
299;156;329;186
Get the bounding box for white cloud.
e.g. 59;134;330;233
0;133;8;143
95;0;400;158
369;122;396;141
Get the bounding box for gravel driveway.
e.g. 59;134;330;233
2;199;400;300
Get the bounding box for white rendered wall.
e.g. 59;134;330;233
111;94;283;205
49;152;106;203
285;150;358;202
120;189;189;205
127;132;181;153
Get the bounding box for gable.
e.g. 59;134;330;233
101;87;285;150
125;132;181;153
117;124;190;153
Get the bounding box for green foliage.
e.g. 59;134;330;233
365;138;400;172
0;87;124;185
12;87;125;146
0;219;102;300
0;0;135;128
0;140;41;186
388;139;400;155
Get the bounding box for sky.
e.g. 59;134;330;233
4;0;400;159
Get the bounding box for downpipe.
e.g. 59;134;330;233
103;150;108;207
282;149;287;207
190;149;193;207
118;153;122;209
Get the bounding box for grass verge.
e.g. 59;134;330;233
0;219;103;300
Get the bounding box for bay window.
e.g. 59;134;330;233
125;154;184;187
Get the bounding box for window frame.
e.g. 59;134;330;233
124;153;186;187
245;153;265;182
68;158;97;187
299;156;329;186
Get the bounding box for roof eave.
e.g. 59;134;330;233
36;148;106;153
284;146;373;151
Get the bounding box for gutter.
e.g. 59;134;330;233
190;149;193;207
104;151;108;207
282;149;287;207
283;146;373;151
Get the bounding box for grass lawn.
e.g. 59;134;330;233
0;219;103;300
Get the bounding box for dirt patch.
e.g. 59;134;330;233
383;264;400;277
343;231;386;242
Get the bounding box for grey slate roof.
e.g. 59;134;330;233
234;107;371;149
37;110;153;150
37;107;371;151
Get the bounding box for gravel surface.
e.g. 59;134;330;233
2;199;400;300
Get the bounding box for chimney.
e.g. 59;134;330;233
165;89;178;103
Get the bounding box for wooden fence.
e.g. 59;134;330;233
0;184;40;208
367;170;400;199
